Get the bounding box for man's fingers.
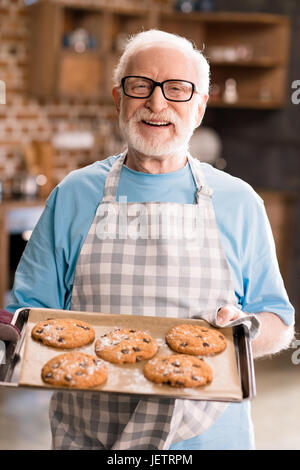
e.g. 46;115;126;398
216;306;239;325
216;309;232;325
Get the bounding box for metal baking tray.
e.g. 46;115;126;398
0;307;256;401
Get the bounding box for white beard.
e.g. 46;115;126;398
119;100;199;158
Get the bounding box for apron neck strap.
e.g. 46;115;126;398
102;151;127;203
187;152;213;201
102;150;212;203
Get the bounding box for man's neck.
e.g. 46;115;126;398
124;148;188;174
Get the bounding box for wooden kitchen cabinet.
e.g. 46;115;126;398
28;1;152;101
28;2;290;109
28;2;109;100
158;11;290;109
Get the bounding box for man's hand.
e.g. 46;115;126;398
216;305;294;358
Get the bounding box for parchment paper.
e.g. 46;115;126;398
19;308;243;401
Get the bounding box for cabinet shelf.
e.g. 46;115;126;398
209;58;284;68
160;10;289;25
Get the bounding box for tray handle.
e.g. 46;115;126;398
233;324;256;400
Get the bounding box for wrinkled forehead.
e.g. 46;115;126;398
124;44;199;83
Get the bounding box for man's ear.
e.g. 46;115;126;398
112;87;121;114
195;94;209;128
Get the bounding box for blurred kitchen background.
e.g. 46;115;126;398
0;0;299;450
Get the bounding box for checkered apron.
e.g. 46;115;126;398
49;153;258;450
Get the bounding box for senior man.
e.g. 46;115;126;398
6;30;294;450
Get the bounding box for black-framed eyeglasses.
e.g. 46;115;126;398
121;76;199;102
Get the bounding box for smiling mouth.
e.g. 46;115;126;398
141;120;172;127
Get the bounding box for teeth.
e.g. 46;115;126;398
144;120;170;126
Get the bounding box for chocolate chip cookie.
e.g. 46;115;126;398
31;318;95;349
143;354;213;388
95;328;158;364
41;352;107;389
165;324;227;356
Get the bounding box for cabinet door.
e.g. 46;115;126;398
28;1;62;97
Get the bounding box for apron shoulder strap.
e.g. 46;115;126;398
102;152;127;203
187;153;213;201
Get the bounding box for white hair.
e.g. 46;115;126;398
113;29;210;95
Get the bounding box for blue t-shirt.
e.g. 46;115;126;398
6;154;294;450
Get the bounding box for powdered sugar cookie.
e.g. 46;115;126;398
143;354;213;388
41;352;107;389
95;328;158;364
31;318;95;349
165;324;227;356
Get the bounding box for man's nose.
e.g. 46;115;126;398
145;85;168;113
